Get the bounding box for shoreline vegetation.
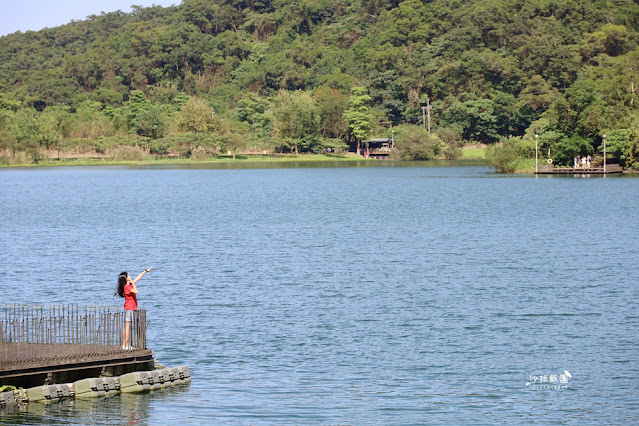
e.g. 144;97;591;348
0;152;368;168
0;148;488;169
1;145;490;168
3;146;635;174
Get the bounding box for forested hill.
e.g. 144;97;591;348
1;0;639;167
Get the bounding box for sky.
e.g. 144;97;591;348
0;1;181;37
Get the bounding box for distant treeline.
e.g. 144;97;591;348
0;0;638;169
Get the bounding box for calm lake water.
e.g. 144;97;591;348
1;162;638;424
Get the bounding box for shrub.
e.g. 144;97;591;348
393;124;442;160
109;145;146;161
132;107;168;139
486;139;522;173
435;126;463;159
190;148;209;161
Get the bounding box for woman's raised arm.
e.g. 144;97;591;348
132;267;152;284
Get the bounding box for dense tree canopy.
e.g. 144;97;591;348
0;0;638;167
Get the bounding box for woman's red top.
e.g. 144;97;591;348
123;283;138;310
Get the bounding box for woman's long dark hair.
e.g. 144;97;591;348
116;272;128;297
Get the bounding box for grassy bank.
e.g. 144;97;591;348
461;146;486;159
1;152;375;168
2;150;493;168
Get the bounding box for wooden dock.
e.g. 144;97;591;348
535;164;622;175
1;305;154;388
0;344;154;388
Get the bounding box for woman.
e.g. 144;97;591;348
117;267;152;349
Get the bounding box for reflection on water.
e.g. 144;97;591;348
0;385;191;425
130;159;490;170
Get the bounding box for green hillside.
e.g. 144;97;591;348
1;0;638;168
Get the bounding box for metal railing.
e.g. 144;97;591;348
0;304;147;367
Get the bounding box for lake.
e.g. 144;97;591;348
1;162;638;424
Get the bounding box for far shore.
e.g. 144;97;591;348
1;149;489;168
1;152;366;168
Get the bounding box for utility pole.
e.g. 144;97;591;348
427;98;431;134
603;134;607;174
421;100;431;134
421;106;426;131
535;134;539;174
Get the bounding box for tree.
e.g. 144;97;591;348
272;90;320;154
621;118;639;170
131;106;168;139
343;87;372;155
176;97;217;134
222;132;248;159
0;96;21;156
0;129;18;159
441;97;499;143
601;129;627;164
393;124;442;160
435;126;463;159
546;78;609;139
365;71;404;126
518;75;559;112
581;24;631;60
126;90;150;129
7;108;40;159
486;138;524;173
70;101;114;139
553;134;594;166
235;92;272;135
603;118;639;169
314;87;347;139
39;109;62;154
